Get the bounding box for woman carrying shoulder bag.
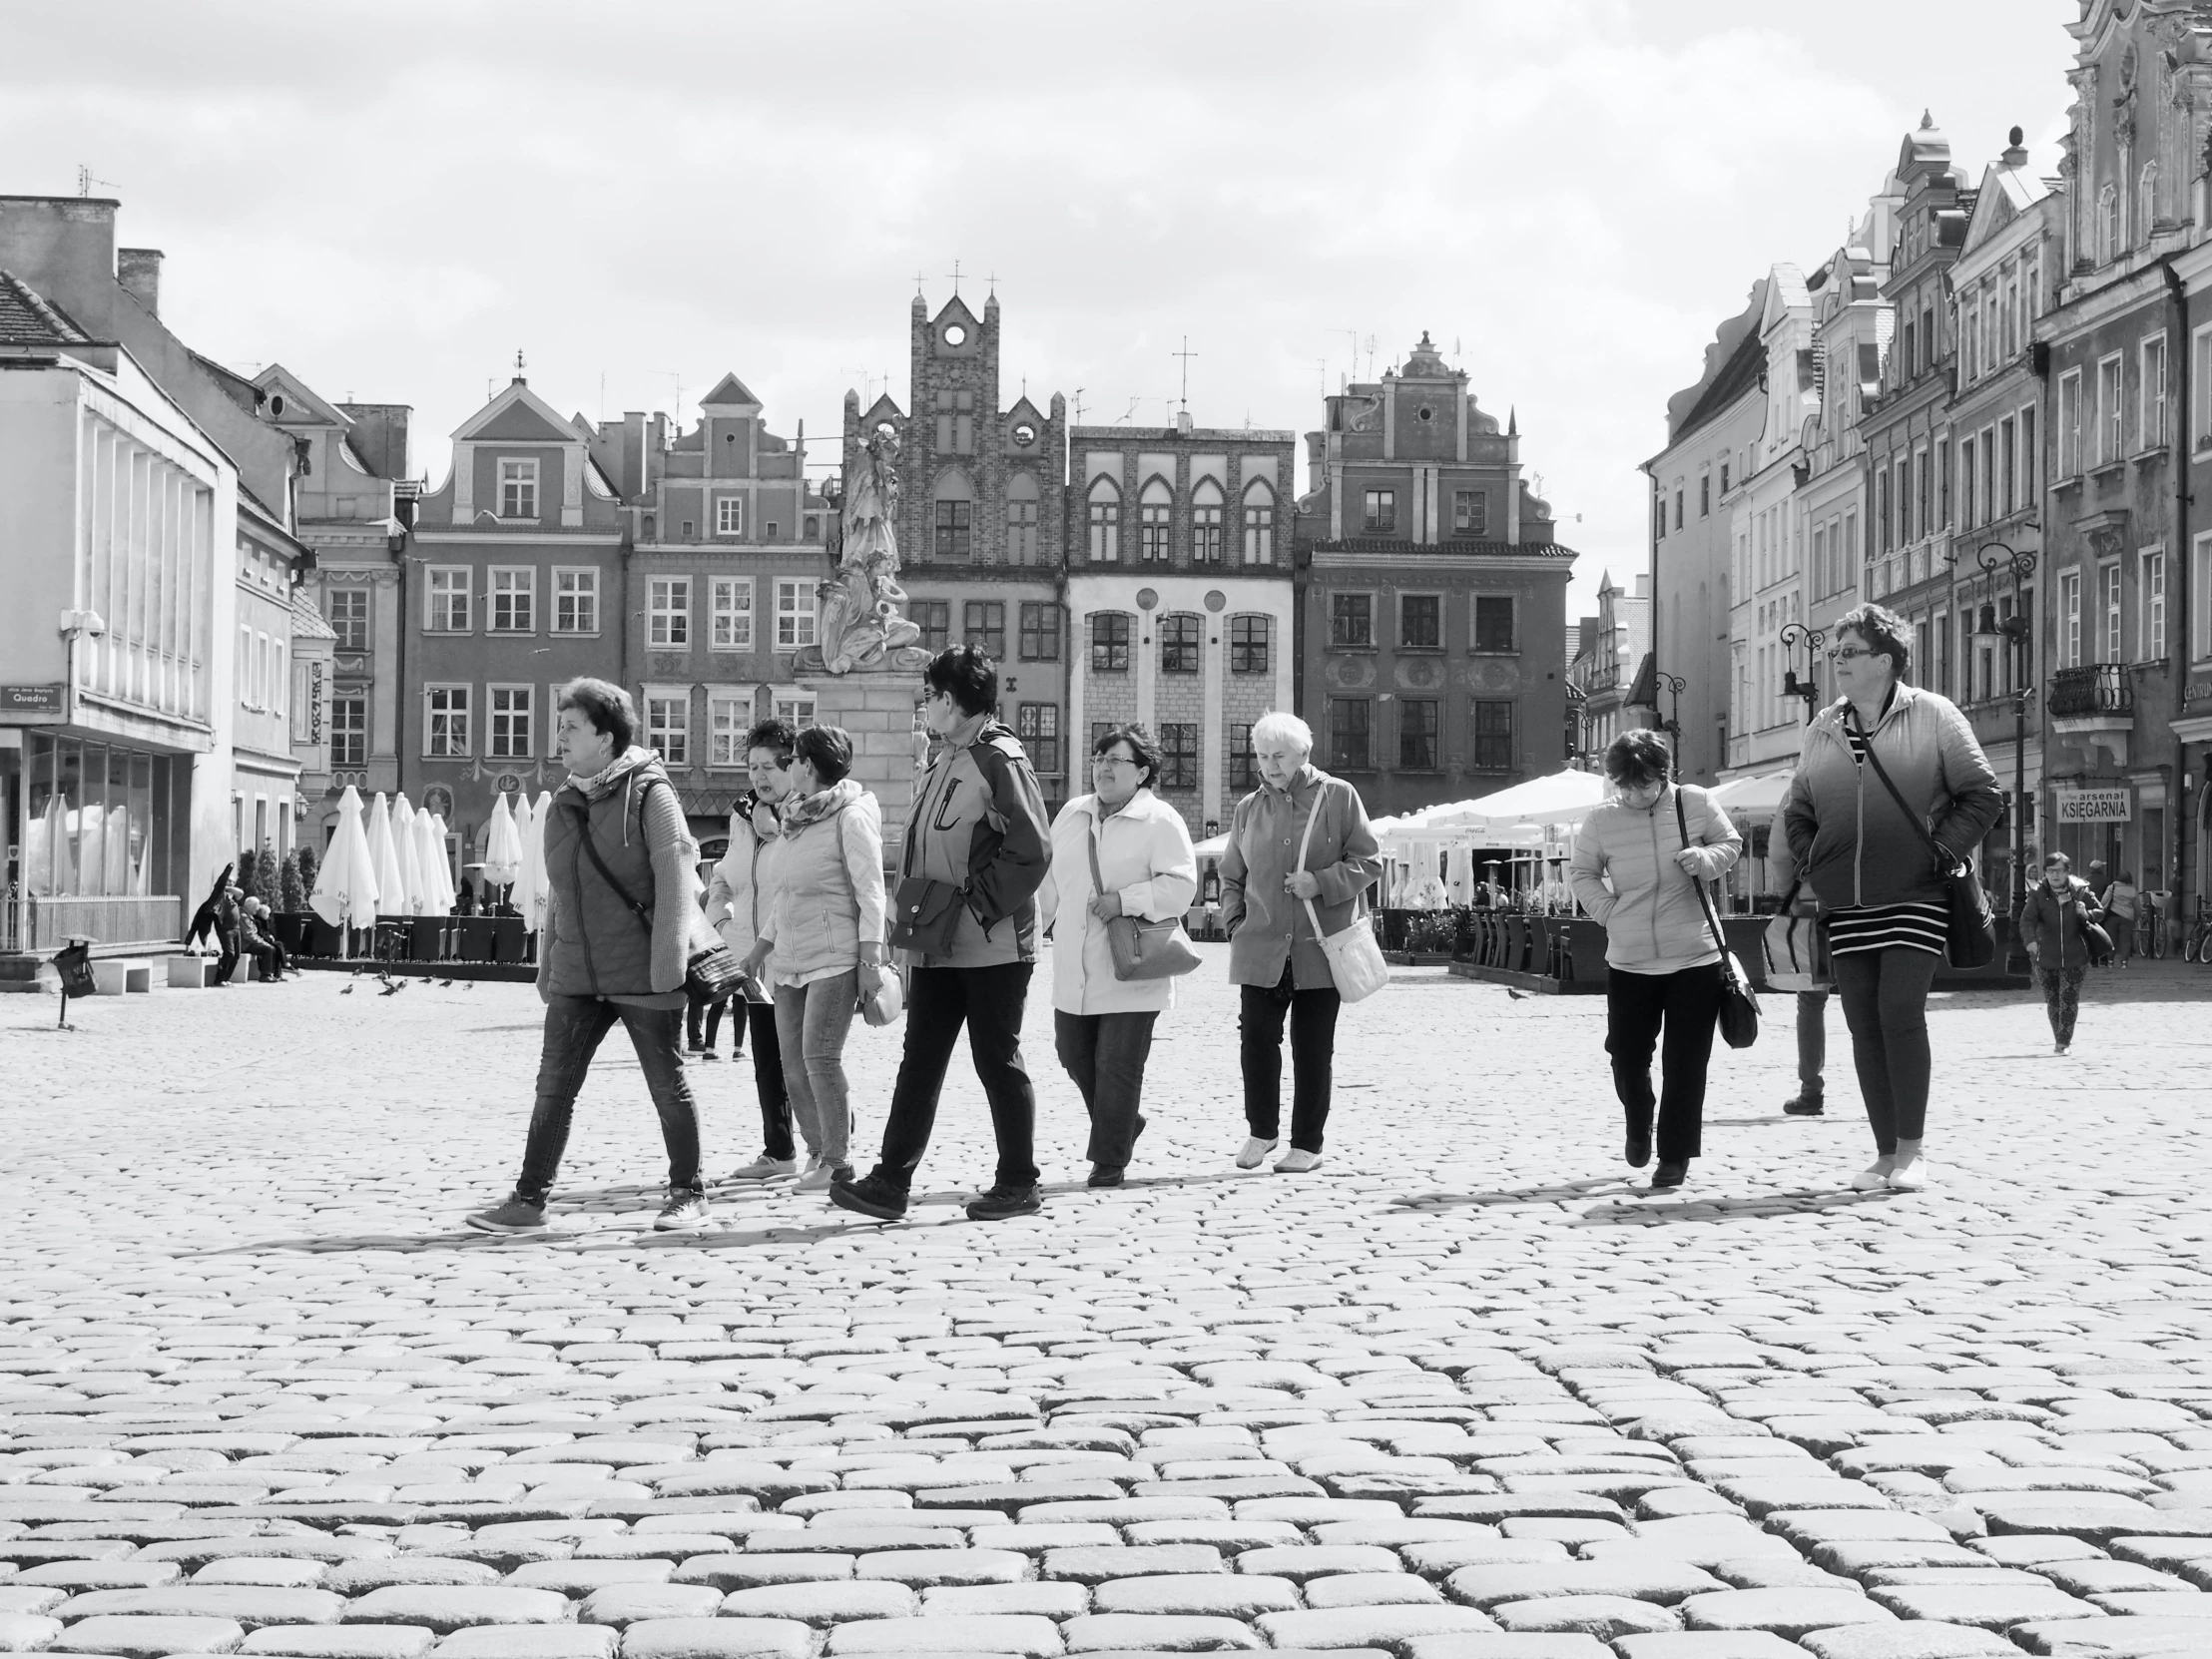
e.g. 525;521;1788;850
2019;850;2104;1056
743;726;887;1194
1037;725;1199;1190
467;679;712;1235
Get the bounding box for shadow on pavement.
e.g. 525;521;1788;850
1391;1176;1636;1210
1576;1186;1898;1226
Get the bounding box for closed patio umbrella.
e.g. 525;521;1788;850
28;795;76;897
365;793;405;917
310;786;380;931
414;811;457;913
516;791;554;934
483;793;525;887
391;794;425;914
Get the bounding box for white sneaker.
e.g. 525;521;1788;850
2055;1043;2069;1056
1275;1149;1325;1174
797;1162;846;1193
728;1155;799;1183
1850;1158;1895;1191
1888;1154;1933;1191
1235;1136;1280;1170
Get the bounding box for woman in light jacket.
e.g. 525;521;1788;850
1570;729;1742;1193
704;719;799;1183
2019;850;2105;1055
467;678;711;1236
743;726;887;1194
1037;725;1199;1190
1218;710;1382;1174
1781;603;2002;1192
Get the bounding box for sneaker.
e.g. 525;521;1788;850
728;1155;800;1183
699;1051;721;1062
1625;1133;1652;1169
830;1170;909;1222
1888;1154;1933;1191
466;1196;547;1234
965;1184;1042;1222
2055;1043;2069;1056
1275;1149;1325;1173
654;1190;712;1232
796;1162;839;1193
1850;1157;1895;1191
1650;1159;1688;1190
1783;1095;1825;1116
1088;1164;1125;1189
1235;1136;1280;1170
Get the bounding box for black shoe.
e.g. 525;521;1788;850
1651;1159;1689;1190
1087;1165;1125;1189
829;1170;908;1222
1625;1134;1652;1169
965;1184;1042;1221
1783;1095;1825;1116
699;1051;721;1062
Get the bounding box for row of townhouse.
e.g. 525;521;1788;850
1645;0;2212;942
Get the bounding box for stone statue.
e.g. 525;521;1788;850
801;427;927;676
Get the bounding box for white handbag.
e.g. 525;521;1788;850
1295;781;1389;1004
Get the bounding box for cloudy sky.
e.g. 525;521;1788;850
5;0;2078;614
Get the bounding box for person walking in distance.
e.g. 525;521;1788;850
831;647;1052;1225
2020;851;2104;1055
1781;604;2003;1193
2098;867;2139;967
1771;840;1830;1118
705;721;799;1181
1037;725;1199;1189
1218;711;1382;1174
1569;730;1743;1191
466;679;713;1235
742;726;887;1195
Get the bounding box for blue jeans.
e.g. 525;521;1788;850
776;971;858;1168
516;996;702;1202
1055;1010;1159;1169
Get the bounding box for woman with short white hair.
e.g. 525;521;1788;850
1218;710;1382;1172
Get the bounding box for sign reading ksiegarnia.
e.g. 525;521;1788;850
2056;788;2131;823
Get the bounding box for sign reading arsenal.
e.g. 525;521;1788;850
2056;788;2131;824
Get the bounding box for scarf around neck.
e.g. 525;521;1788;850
780;779;862;836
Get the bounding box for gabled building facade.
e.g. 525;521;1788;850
1293;333;1577;820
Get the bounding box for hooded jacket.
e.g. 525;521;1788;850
2018;874;2106;969
1570;783;1742;973
755;781;886;987
537;747;700;1006
900;712;1050;969
1781;685;2003;911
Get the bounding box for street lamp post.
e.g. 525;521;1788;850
1967;542;2038;970
1655;673;1687;780
1779;624;1828;725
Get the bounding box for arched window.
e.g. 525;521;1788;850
932;469;974;561
2099;185;2121;265
1139;477;1173;563
2140;161;2160;242
1190;478;1225;564
1242;479;1276;566
1005;471;1039;566
1086;477;1120;564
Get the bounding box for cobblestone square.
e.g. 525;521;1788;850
4;953;2211;1658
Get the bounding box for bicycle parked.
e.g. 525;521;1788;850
2187;898;2212;965
2135;891;2165;961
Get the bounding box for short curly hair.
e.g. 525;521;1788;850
1090;724;1162;792
1604;729;1673;790
1833;603;1912;680
923;645;998;717
558;678;636;755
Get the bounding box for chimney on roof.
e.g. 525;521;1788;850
1176;410;1193;435
117;248;162;317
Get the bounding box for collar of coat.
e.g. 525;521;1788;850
1809;682;1922;750
1264;763;1321;799
780;779;863;836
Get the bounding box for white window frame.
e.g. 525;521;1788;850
2096;351;2124;466
1242;483;1276;564
488;566;535;633
498;457;539;520
2061;569;2083;669
2142;332;2170;450
2100;560;2123;664
424;684;472;758
773;689;817;729
546;682;567;759
644;687;689;767
708;692;751;768
649;576;691;648
425;567;472;633
2195;533;2212;663
2057;368;2083;478
715;495;744;537
1396;590;1445;652
2140;547;2167;662
775;579;817;649
552;567;599;635
2194;324;2212;452
710;577;755;651
330;694;367;769
487;684;534;760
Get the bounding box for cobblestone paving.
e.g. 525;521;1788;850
4;952;2212;1659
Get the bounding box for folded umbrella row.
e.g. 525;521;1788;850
310;787;548;935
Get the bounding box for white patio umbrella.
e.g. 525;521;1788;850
391;794;425;914
74;804;109;897
365;793;405;917
415;811;457;913
1446;768;1611;830
516;791;555;934
1709;767;1795;816
27;795;76;896
482;793;525;887
310;786;380;931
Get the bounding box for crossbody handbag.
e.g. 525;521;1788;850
1296;781;1388;1004
562;784;749;1000
1675;786;1760;1048
1086;811;1201;980
1854;719;1997;970
887;761;966;959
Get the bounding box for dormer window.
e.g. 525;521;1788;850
499;458;538;519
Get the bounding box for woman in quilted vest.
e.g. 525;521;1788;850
466;679;711;1236
1569;730;1742;1193
743;725;887;1195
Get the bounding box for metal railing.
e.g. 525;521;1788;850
2047;663;2133;718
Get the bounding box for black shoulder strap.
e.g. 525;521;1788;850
563;781;658;932
1851;710;1950;868
1673;785;1730;960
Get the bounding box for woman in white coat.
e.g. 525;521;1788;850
1038;725;1199;1189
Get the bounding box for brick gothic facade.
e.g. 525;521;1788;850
843;290;1071;812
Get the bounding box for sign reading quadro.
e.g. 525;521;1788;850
2056;788;2132;824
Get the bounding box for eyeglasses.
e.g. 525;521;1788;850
1826;647;1881;662
1091;755;1136;770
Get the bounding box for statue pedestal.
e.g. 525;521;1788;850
810;669;922;870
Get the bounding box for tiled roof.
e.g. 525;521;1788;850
0;270;90;345
288;588;338;640
1304;537;1577;560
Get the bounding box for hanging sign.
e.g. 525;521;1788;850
2;684;64;714
2056;788;2131;824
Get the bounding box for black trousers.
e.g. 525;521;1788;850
1055;1009;1158;1169
1240;963;1343;1154
1605;962;1724;1163
746;1000;795;1162
686;989;733;1051
243;940;282;980
873;962;1037;1192
516;996;702;1202
215;927;242;984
